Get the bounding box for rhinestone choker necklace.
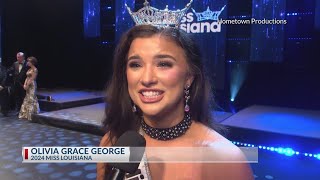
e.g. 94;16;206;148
141;114;192;141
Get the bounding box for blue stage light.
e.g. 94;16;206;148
232;141;320;160
283;149;287;153
286;12;313;16
230;62;248;105
284;148;294;156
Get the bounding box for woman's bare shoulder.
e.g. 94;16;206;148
100;131;120;146
192;122;254;179
193;122;247;159
190;121;226;142
99;132;112;146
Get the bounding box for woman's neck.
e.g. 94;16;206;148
143;106;185;129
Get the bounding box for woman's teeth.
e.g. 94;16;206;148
142;91;161;97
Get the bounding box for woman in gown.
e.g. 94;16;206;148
19;56;40;120
97;24;253;180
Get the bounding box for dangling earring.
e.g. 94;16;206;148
132;104;137;112
184;85;190;112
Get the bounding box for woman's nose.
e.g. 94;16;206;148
140;66;157;87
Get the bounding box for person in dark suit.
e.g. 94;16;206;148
11;52;30;113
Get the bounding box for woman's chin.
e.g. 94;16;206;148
139;106;163;118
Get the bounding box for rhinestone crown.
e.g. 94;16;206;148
125;0;193;28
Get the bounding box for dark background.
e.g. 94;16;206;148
224;0;320;111
1;0;113;90
0;0;319;111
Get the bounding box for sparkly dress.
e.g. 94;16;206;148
19;68;40;120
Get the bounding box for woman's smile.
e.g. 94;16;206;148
139;89;164;103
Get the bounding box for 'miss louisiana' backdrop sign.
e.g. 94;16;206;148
116;0;227;90
152;0;227;90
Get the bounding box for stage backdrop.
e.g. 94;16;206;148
250;0;286;62
115;0;227;90
83;0;101;38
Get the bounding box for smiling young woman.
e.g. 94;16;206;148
97;25;253;180
126;35;193;128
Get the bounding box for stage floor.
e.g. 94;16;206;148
0;117;100;180
37;103;233;127
0;116;319;180
34;103;234;137
38;103;105;127
36;89;105;111
2;89;320;179
34;98;320;141
37;89;104;103
221;105;320;139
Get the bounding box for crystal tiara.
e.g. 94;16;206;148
125;0;193;28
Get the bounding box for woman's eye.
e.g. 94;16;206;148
158;62;172;68
128;62;141;68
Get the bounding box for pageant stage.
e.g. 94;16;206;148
34;89;320;152
222;105;320;153
34;89;320;144
36;89;105;111
34;89;235;136
1;89;319;179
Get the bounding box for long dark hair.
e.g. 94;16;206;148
103;25;224;144
27;56;38;66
